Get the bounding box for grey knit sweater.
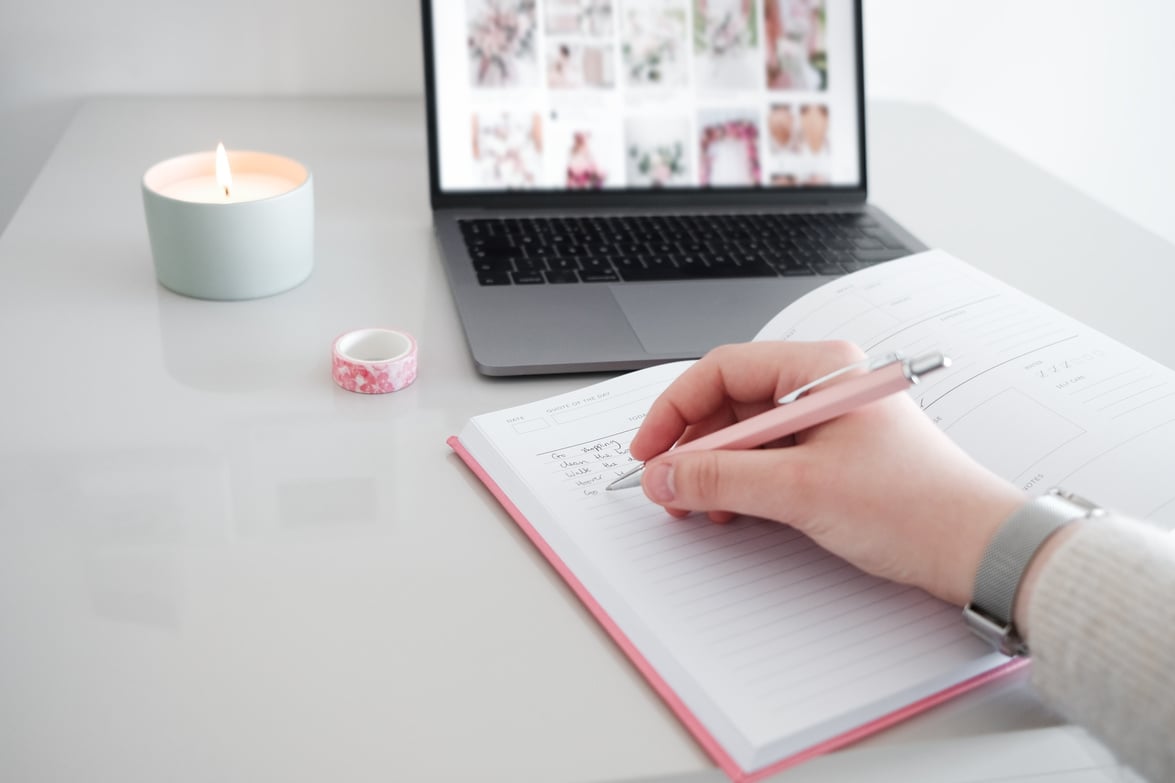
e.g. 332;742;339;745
1027;513;1175;782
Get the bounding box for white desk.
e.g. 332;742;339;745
1;98;1170;783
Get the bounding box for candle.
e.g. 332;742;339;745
157;174;294;203
142;144;314;300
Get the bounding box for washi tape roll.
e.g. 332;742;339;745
332;328;418;394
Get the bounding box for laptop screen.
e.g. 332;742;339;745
425;0;863;196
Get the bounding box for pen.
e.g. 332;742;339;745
606;351;950;491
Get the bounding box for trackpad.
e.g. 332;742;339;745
610;280;811;355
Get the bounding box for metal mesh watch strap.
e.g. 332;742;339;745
963;488;1102;656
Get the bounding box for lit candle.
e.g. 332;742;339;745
142;144;314;300
155;143;295;203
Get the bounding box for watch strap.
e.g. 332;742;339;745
963;488;1101;655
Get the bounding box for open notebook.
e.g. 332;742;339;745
448;249;1175;781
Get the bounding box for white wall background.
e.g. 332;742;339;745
864;0;1175;248
2;0;1173;244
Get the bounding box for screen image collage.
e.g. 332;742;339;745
463;0;835;191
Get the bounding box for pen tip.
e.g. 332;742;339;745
607;466;644;491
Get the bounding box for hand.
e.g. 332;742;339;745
628;341;1027;606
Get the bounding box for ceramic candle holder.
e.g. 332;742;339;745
142;150;314;300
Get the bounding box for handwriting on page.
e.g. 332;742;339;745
520;425;984;736
471;349;999;752
468;253;1175;768
540;430;640;497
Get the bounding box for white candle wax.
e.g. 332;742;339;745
144;149;308;204
157;173;297;203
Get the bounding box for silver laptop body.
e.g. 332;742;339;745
421;0;925;375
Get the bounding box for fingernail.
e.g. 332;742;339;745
645;461;676;503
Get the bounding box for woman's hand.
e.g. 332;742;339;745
628;341;1026;606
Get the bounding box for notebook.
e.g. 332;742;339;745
448;250;1175;781
419;0;926;375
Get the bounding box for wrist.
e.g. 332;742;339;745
942;485;1026;607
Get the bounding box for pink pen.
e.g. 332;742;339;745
606;352;950;490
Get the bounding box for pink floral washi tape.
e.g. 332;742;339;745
331;328;418;394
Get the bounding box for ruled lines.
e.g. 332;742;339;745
526;426;979;729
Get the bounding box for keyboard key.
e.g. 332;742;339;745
578;270;620;282
616;257;687;281
853;249;906;264
580;257;615;274
732;260;778;276
612;257;645;279
460;213;912;286
781;264;816;277
547;257;582;271
762;250;812;274
473;257;514;273
472;236;516;256
513;257;548;273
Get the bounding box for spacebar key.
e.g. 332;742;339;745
617;262;689;281
704;261;778;277
852;249;906;264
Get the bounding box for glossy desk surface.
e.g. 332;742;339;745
1;98;1172;783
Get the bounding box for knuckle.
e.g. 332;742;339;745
706;343;739;365
683;452;724;508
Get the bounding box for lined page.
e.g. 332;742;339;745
462;360;1003;772
756;249;1175;529
461;250;1175;772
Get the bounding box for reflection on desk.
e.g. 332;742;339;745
1;97;1173;783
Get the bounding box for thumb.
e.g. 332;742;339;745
641;449;812;521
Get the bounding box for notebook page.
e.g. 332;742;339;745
463;361;1005;772
756;249;1175;529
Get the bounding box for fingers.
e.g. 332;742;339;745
629;340;865;462
641;448;820;525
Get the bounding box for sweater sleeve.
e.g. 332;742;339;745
1026;512;1175;782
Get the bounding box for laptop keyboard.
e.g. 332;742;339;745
459;212;912;286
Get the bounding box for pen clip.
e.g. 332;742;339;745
776;352;903;405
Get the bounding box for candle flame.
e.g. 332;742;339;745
215;142;232;198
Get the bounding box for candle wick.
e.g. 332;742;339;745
223;185;231;198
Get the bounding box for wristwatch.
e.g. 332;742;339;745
963;488;1103;656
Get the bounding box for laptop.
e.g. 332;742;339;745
420;0;925;376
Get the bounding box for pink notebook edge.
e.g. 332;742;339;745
447;434;1026;782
